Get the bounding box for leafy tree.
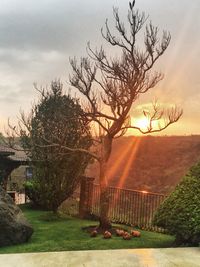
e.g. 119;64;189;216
153;162;200;246
20;81;92;213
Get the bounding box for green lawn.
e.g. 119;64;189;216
0;206;175;253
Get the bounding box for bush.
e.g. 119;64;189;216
153;162;200;246
24;180;49;210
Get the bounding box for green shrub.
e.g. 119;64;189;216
24;180;46;209
153;162;200;246
25;180;63;211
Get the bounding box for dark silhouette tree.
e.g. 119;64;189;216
65;1;182;229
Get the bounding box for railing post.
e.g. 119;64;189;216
79;176;95;219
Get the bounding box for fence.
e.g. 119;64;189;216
91;184;166;232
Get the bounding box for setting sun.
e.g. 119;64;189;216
135;117;150;129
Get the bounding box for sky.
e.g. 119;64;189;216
0;0;200;135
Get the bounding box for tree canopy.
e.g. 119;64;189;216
21;81;92;212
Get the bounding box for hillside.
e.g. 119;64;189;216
87;135;200;194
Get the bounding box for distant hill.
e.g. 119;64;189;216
87;135;200;194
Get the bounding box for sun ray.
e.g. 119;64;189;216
91;138;137;208
109;137;142;211
116;137;142;189
106;139;136;184
161;2;197;78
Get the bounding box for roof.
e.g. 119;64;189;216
0;145;28;162
0;145;15;155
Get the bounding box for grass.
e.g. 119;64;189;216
0;205;175;254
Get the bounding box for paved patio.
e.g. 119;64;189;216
0;248;199;267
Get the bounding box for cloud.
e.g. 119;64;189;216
0;0;200;134
0;0;116;53
0;48;68;116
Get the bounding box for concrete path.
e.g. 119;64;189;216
0;248;200;267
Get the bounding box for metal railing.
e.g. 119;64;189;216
91;184;166;232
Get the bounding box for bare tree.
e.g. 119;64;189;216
66;1;182;229
8;1;182;230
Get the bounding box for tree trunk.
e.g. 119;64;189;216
99;135;112;230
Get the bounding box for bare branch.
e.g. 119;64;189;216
121;105;183;134
36;141;100;161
